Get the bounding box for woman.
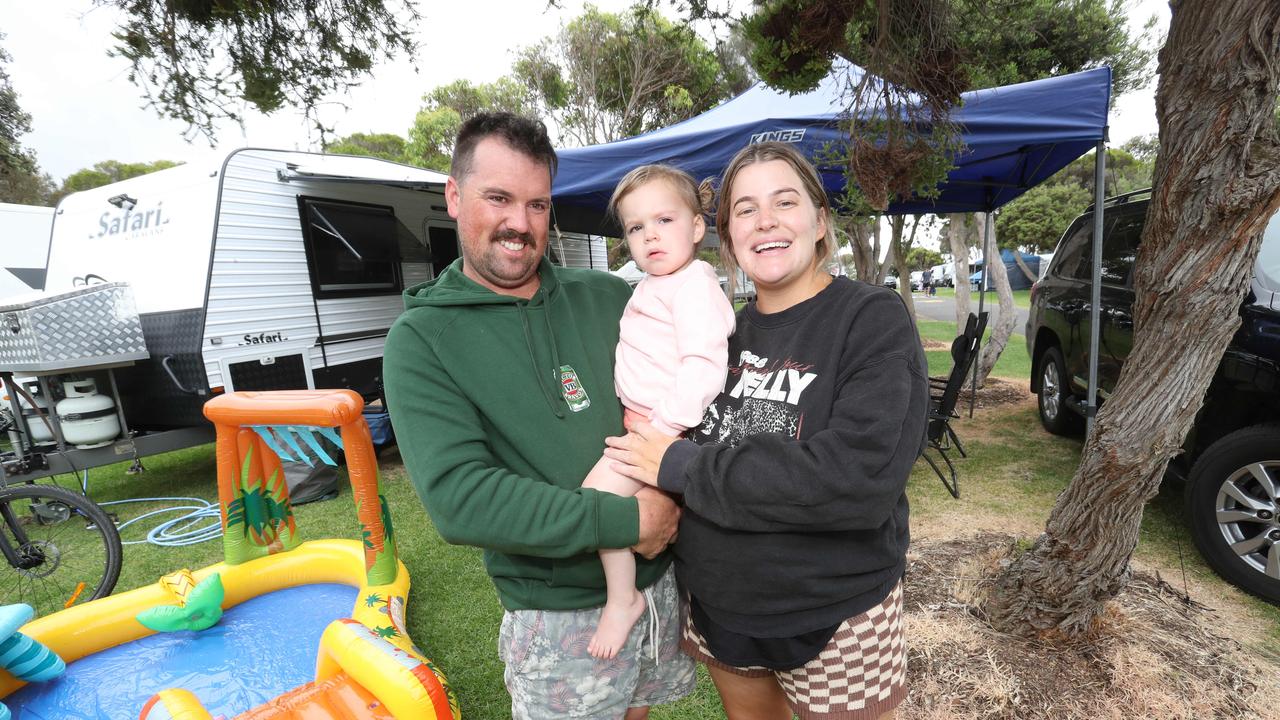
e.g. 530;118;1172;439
605;142;927;720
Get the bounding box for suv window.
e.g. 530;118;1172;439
1100;211;1143;286
1049;209;1144;286
1051;219;1093;281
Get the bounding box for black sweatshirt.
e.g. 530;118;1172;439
657;276;928;638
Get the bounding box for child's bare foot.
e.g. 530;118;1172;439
588;592;647;660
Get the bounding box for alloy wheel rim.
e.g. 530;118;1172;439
1215;460;1280;579
1041;360;1060;420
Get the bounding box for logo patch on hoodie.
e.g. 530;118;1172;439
559;365;591;412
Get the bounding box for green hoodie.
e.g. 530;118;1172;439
383;257;670;611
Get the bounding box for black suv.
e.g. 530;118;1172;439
1027;189;1280;603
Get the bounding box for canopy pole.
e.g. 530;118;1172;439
969;209;992;418
1086;140;1107;437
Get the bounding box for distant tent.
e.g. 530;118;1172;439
969;250;1042;290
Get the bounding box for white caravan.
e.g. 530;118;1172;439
8;149;604;479
0;202;54;297
929;262;953;288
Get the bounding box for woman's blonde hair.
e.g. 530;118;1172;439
608;164;712;228
712;142;836;295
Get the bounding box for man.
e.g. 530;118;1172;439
384;112;694;719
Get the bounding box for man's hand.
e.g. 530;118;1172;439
633;486;679;559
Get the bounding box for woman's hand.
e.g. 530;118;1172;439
604;420;678;488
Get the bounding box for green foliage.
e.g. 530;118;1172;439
956;0;1156;97
711;24;758;97
404;78;533;171
0;34;54;205
905;246;944;271
57;159;182;198
513;5;746;145
0;39;33;177
100;0;420;141
407;107;463;173
425;78;532;124
740;0;856;94
995;182;1091;254
324;133;410;163
1121;133;1159;162
995;148;1153;253
606;237;631;271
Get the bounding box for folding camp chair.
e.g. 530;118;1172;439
920;312;988;499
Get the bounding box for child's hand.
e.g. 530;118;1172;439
604;420;677;488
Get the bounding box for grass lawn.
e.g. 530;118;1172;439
931;286;1031;310
917;318;1032;380
25;336;1278;717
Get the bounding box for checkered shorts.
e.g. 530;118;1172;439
680;583;906;720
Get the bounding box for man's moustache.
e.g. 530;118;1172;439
492;230;534;244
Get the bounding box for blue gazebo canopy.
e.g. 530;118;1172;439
551;65;1111;233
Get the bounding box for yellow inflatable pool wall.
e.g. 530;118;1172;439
0;390;458;720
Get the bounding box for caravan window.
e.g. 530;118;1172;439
425;220;460;271
298;197;402;298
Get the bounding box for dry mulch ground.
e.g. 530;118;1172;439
953;377;1031;409
901;534;1280;719
930;376;1032;410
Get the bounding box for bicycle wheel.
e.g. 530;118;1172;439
0;483;122;618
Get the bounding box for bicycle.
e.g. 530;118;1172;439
0;482;123;619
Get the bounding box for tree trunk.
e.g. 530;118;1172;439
948;213;972;333
988;0;1280;638
976;213;1016;385
839;215;879;282
1012;249;1039;282
890;215;916;317
872;216;889;285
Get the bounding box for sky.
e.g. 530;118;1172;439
4;0;1170;183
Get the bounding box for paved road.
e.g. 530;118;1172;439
909;292;1030;335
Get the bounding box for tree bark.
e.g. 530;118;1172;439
948;213;972;333
890;215;916;318
871;216;888;284
988;0;1280;638
976;212;1016;386
839;215;879;282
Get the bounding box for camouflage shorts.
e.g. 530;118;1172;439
498;565;696;719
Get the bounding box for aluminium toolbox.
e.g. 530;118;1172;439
0;282;149;372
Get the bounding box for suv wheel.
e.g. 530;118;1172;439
1036;346;1083;436
1186;424;1280;604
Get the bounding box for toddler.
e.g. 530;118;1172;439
584;165;735;659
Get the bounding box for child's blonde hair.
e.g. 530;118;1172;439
608;165;714;230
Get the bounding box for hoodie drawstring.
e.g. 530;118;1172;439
543;298;565;403
644;585;660;667
518;300;565;419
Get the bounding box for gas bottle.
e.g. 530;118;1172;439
55;378;120;449
15;381;53;445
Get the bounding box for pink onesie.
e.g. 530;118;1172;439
615;259;736;437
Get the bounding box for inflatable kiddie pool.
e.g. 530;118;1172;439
0;390;457;719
